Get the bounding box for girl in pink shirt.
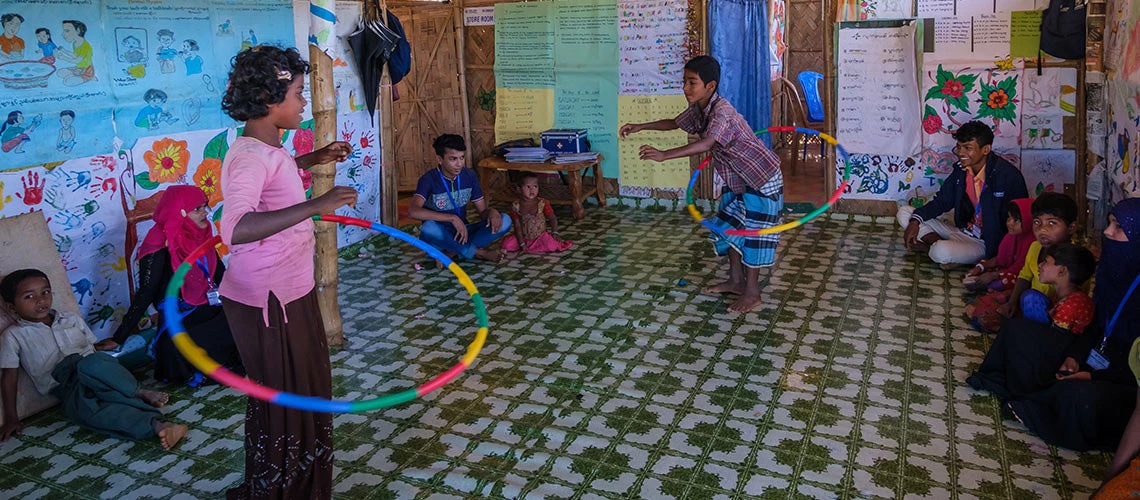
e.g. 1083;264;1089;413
218;46;356;500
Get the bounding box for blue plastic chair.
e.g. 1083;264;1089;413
798;71;825;122
796;71;826;162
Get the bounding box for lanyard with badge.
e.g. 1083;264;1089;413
1087;273;1140;370
197;257;222;306
439;168;464;217
965;178;985;239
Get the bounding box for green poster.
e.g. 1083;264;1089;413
553;0;619;71
494;2;555;88
1010;10;1042;59
555;72;620;177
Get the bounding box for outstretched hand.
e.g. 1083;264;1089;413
638;145;666;162
312;141;353;165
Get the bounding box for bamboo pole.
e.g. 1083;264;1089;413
823;0;837;207
379;0;398;227
309;44;345;346
455;0;474;169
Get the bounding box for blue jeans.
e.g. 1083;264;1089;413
419;214;512;260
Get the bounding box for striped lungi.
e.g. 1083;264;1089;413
707;171;783;268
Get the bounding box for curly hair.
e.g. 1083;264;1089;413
222;46;310;122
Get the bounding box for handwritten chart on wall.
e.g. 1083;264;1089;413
495;88;554;143
0;0;116;169
494;2;554;89
837;24;921;157
617;0;688;95
554;0;619;177
617;94;688;188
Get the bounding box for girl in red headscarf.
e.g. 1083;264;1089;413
102;185;242;385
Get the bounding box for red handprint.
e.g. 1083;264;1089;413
89;176;117;198
360;131;375;150
362;155;375;168
340;121;356;142
89;155;116;172
17;172;45;206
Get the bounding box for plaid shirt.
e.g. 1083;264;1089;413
675;94;781;194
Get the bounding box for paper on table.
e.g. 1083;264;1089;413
617;94;690;189
495;88;555;144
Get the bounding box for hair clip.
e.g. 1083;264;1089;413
277;69;292;80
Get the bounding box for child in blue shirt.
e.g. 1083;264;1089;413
409;134;512;263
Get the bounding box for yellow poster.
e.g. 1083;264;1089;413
617;95;690;189
494;88;555;144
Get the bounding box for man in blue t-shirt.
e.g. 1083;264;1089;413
410;134;512;263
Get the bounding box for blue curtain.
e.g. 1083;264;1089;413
709;0;772;147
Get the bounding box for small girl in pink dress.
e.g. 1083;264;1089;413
502;173;572;254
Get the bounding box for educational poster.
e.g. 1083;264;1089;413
836;24;922;157
617;0;688;95
0;155;134;339
210;0;295;82
770;0;785;81
836;153;926;202
1009;10;1042;58
617;95;688;190
921;63;1023;155
837;0;914;20
971;12;1011;61
494;88;554;143
1105;0;1140;83
0;1;116;168
555;73;619;176
1020;149;1075;195
1106;81;1140;197
334;111;382;246
1021;114;1063;149
554;0;619;177
1022;67;1078;116
494;1;555;89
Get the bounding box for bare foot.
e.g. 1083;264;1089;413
727;292;764;313
474;247;504;263
702;280;745;295
155;422;188;450
136;389;169;408
93;339;119;351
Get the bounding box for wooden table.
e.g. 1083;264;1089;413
476;155;606;220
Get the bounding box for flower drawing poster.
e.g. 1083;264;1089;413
921;63;1023;155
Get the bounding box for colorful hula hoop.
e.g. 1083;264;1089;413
162;214;488;413
686;127;852;236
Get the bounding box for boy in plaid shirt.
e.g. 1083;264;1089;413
620;55;783;313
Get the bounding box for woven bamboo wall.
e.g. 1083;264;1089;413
388;3;470;191
463;0;497;165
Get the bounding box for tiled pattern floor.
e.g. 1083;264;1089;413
0;200;1111;499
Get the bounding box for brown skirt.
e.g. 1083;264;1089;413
222;290;334;500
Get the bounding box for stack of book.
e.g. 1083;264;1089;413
552;152;599;164
504;148;553;163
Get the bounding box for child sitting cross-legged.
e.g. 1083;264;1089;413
966;192;1078;332
502;173;573;254
1020;242;1096;335
0;269;188;449
963;198;1035;293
